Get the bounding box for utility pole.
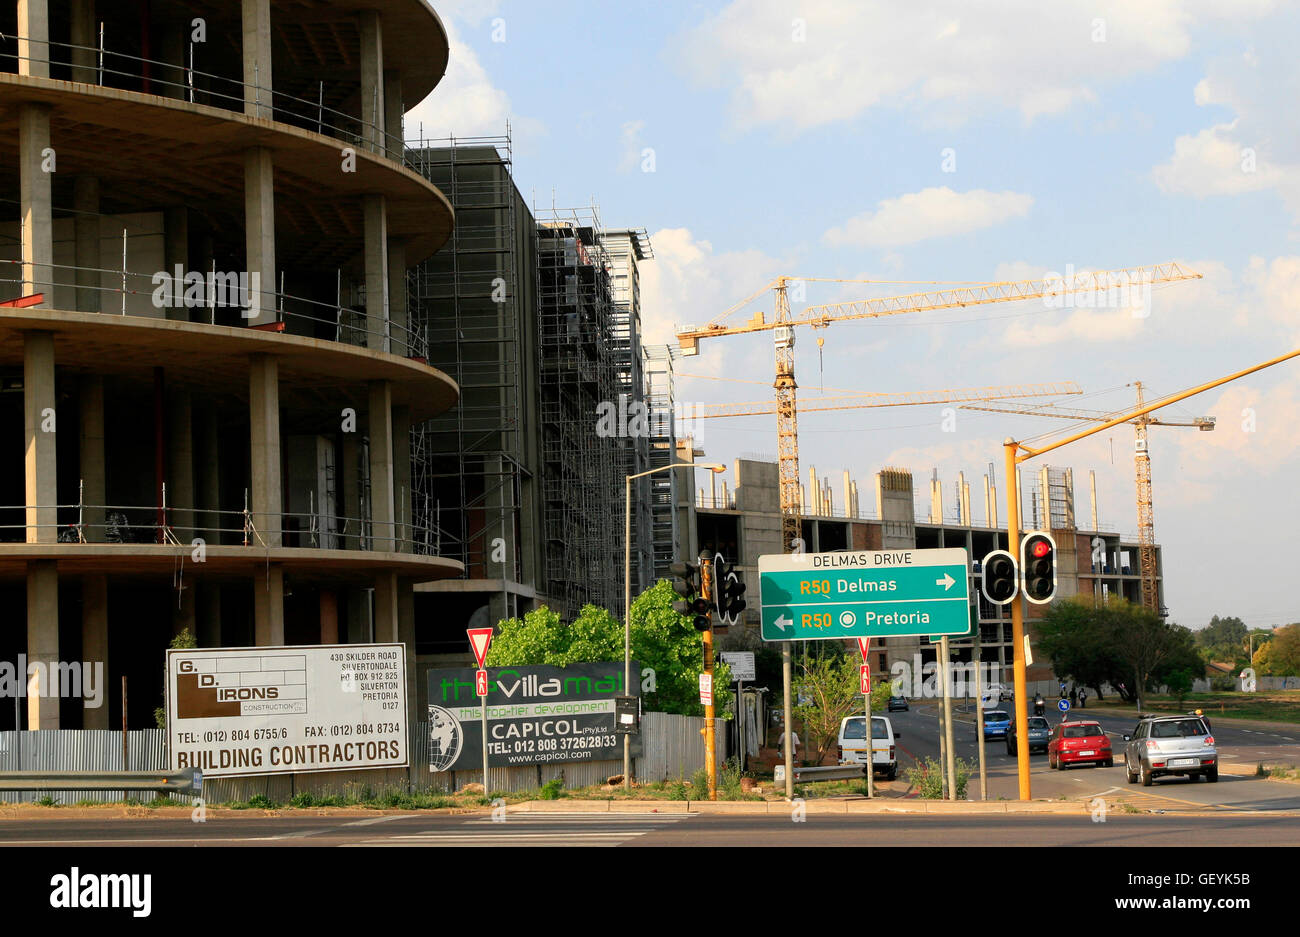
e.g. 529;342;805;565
701;555;717;801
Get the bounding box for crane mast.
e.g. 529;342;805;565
773;279;801;554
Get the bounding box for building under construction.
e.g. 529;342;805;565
407;140;666;649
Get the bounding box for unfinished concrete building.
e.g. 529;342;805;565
0;0;461;730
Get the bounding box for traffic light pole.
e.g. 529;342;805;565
1002;344;1300;801
701;556;717;801
1004;441;1032;802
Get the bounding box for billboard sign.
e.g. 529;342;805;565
165;644;408;778
426;662;640;771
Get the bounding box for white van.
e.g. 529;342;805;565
837;715;899;780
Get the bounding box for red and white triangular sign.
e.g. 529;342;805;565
856;637;871;660
467;627;494;668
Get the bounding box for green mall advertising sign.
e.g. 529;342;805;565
759;548;970;641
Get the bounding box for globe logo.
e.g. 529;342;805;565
427;705;463;772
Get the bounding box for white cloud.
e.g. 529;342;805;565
822;187;1033;249
618;120;647;173
403;6;542;141
675;0;1276;132
1153;121;1287;197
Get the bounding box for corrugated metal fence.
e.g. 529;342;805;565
0;715;729;804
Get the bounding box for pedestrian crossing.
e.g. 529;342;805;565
344;812;691;847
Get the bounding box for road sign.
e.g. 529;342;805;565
860;664;871;695
759;548;970;641
1057;698;1071;714
720;651;755;682
699;673;713;706
475;668;488;697
467;628;493;667
856;637;871;659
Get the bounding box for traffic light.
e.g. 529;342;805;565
670;562;712;631
713;555;748;626
980;549;1018;605
1020;531;1057;604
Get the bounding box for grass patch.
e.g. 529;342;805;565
1092;690;1300;725
538;778;565;801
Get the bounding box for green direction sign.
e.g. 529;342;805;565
759;548;970;642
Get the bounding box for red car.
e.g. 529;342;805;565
1048;720;1113;770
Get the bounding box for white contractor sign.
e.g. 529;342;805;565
166;644;408;778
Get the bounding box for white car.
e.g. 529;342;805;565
837;715;900;780
981;683;1013;708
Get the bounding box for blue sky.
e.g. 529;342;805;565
409;1;1300;631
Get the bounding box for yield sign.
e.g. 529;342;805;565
856;637;871;660
467;627;493;668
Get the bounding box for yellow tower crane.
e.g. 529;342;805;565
961;383;1215;612
675;263;1202;556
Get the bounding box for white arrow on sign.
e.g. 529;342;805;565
774;614;793;632
936;573;955;591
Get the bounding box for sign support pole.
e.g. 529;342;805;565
782;642;793;799
940;635;955;799
858;636;873;799
480;682;489;792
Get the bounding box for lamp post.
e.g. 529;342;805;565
624;461;725;790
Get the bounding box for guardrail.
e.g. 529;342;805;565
0;769;201;794
773;764;866;784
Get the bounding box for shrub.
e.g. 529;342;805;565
538;778;565;800
667;778;688;800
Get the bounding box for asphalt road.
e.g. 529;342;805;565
1;811;1298;847
879;702;1300;811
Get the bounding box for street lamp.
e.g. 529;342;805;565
623;461;725;789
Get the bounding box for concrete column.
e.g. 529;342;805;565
383;70;403;161
244;147;277;327
17;0;50;78
81;573;109;728
320;590;338;644
241;0;273;117
74;176;100;313
364;195;389;351
70;0;96;83
387;238;408;356
166;389;194;541
254;565;285;646
20;104;53;304
368;381;395;551
25;332;57;544
341;432;360;550
392;404;411;553
196;399;221;543
79;375;105;541
26;560;59;728
374;570;398;643
164;207;189;321
359;11;385;153
249;355;282;547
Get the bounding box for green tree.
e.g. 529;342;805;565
1196;614;1248;652
1257;623;1300;676
792;647;891;765
484;580;730;715
1037;596;1200;703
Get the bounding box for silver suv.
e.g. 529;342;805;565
1123;715;1217;786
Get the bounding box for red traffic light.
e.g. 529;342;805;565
1031;541;1051;558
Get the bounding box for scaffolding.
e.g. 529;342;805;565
535;204;622;617
645;345;680;582
408;133;526;585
